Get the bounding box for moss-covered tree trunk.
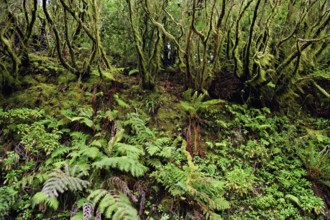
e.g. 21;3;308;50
126;0;155;90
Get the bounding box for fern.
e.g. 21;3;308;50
33;165;90;210
83;202;94;220
115;143;144;158
0;187;17;219
153;163;229;217
152;141;229;218
181;89;223;116
152;163;188;196
0;108;45;125
285;194;300;206
124;113;155;143
88;189;139;220
76;146;103;159
145;137;172;156
93;156;148;177
114;93;130;108
145;142;161;156
108;177;138;203
124;114;175;160
299;144;330;187
65;107;95;128
71;131;90;146
108;129;125;154
108;128;145;159
42;165;89;196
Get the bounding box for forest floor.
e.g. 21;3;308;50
1;66;330;219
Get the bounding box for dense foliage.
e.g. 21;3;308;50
0;0;329;219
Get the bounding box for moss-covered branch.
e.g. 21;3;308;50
42;0;76;74
0;29;20;78
126;0;154;90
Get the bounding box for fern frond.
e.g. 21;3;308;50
71;211;84;220
88;189;139;220
83;203;94;220
0;187;17;218
159;147;174;158
33;192;59;210
145;158;162;168
285;194;300;206
93;156;148;177
50;146;71;158
145;142;161;156
199;99;223;109
152;164;188;196
41;165;90;198
180;101;196;114
212;197;231;211
182;88;194;101
71;132;90;145
71;117;94;128
181;89;223;116
108;129;125;154
124;113;155;142
299;144;330;185
114;94;130;108
79;146;102;159
115;143;144;159
108;177;138;203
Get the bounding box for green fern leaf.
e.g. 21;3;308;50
213;197;231;210
115;143;144;158
40;165;90;198
183;88;194;101
108;129;125;154
199;99;223;109
79;147;102;159
93;156;148;177
99;194;116;213
108;177;138;203
145;142;160;156
0;187;17;218
50;146;71;158
88;189;139;220
145;158;162;168
159;147;174;158
128;68;139;76
33;192;59;210
285;194;300;206
180;101;196;114
71;117;94;128
70;211;84;220
114;94;130;108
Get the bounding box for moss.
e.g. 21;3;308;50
6;83;57;107
3;81;90;115
34;74;48;83
29;53;67;81
21;75;39;86
58;72;77;84
156;101;185;134
118;79;186;135
0;64;19;92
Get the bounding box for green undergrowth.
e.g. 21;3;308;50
0;75;329;219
